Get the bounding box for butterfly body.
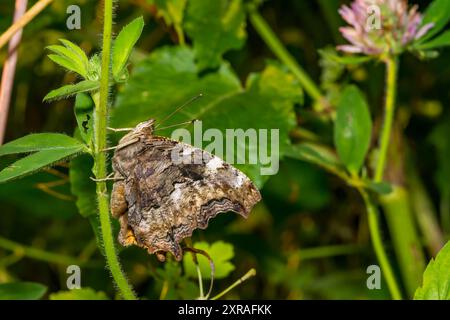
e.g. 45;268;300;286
110;120;261;261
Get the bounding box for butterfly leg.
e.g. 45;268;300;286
90;172;123;182
107;127;134;132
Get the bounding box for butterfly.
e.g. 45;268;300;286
110;119;261;261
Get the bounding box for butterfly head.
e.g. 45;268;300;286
133;119;156;135
118;119;155;146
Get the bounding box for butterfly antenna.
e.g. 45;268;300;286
154;93;203;129
154;119;199;131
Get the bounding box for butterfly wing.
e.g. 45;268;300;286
112;136;261;261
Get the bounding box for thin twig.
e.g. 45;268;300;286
0;236;100;267
183;246;215;300
211;269;257;300
0;0;28;145
359;189;402;300
0;0;53;50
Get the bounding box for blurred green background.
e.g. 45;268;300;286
0;0;448;300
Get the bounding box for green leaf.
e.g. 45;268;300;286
416;0;450;43
48;54;86;78
59;39;89;70
148;0;187;42
184;0;246;70
69;154;96;218
0;133;87;183
44;80;99;102
154;260;198;299
364;180;393;195
285;142;344;176
112;16;145;80
49;288;108;300
47;44;88;78
0;282;47;300
69;143;107;252
414;241;450;300
0;133;86;156
416;30;450;50
183;241;235;279
74;93;94;144
112;46;299;188
334;85;372;174
0;148;85;184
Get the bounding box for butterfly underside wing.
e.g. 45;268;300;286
110;120;262;261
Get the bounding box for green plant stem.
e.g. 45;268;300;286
211;268;256;300
196;264;204;299
93;0;136;300
375;56;398;182
408;168;444;255
380;187;426;297
360;189;402;300
372;57;425;298
442;194;450;237
0;236;97;267
248;9;325;108
294;244;364;261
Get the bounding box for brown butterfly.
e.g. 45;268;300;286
110;120;261;261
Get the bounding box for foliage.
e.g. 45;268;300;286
183;241;235;279
112;46;300;187
184;0;247;70
50;288;109;300
0;0;449;301
0;134;88;183
415;241;450;300
334;85;372;175
0;282;47;300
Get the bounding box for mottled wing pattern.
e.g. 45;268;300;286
112;136;261;261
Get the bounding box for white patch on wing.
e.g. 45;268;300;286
231;172;246;188
181;146;195;156
170;183;184;208
206;157;224;171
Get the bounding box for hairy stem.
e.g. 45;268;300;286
248;9;325;109
375;56;398;182
360;190;402;300
93;0;136;300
